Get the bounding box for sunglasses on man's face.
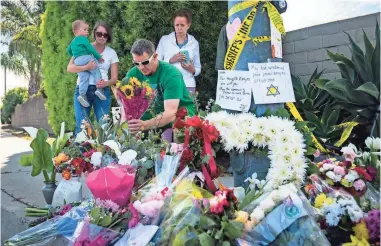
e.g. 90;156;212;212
95;32;109;39
133;54;154;66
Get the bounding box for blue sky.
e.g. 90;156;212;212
282;0;380;31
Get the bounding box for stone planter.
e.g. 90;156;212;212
42;182;57;205
229;150;270;189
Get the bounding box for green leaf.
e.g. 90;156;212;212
327;109;340;127
291;75;307;98
295;121;308;130
307;159;319;175
371;23;380;87
363;30;375;82
138;167;147;177
199;215;217;229
325;79;375;105
99;215;112;227
304;111;321;128
306;147;317;156
335;61;355;85
199;233;214;246
142;160;154;169
223;221;244;239
274;108;290;119
222;242;231;246
321;105;332;126
20;153;33;167
345;31;370;83
314;79;330;90
355;82;380;100
30;129;53;175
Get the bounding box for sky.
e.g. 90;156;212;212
282;0;381;31
1;0;380;100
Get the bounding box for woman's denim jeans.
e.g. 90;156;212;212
74;85;111;134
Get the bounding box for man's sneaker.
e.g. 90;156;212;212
95;89;107;100
77;94;90;107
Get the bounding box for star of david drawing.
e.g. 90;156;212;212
266;84;280;97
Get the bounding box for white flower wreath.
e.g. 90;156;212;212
206;111;308;189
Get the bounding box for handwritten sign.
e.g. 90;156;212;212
216;70;252;112
248;62;295;104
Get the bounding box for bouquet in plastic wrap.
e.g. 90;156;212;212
73;219;121;246
86;164;136;206
236;183;330;246
5;204;90;246
305;175;368;245
113;77;155;121
314;156;374;197
153;181;244;246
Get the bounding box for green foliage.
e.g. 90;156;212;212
1;87;28;123
41;1;227;134
20;128;54;182
315;24;380;137
1;0;44;96
292;68;333;114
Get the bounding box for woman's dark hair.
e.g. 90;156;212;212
93;20;112;43
172;9;192;24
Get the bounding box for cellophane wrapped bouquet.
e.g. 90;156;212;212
113;77;155;121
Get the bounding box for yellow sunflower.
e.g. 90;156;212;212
129;77;141;87
121;85;134;99
145;86;153;97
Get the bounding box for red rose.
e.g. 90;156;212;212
173;118;186;129
176;107;188;119
353;167;372;181
71;157;85;174
180;149;194;164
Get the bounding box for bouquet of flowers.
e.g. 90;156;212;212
153;182;244;246
86;164;136;206
113;77;155;121
315;156;374;196
173;107;220;192
236;183;330;246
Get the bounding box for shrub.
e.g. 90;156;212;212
1;87;28;124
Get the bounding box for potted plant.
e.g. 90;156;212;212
20;123;71;205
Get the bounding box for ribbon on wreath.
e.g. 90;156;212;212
183;116;219;192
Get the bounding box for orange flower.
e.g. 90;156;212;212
62;169;71;180
54;153;70;166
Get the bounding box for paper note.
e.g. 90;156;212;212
248;62;295;104
216;70;252;112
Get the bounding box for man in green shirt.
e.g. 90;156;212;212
124;39;196;140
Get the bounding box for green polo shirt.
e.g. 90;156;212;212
124;61;196;122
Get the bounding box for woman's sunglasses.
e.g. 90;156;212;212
95;32;109;39
133;54;154;66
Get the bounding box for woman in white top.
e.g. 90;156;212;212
67;21;119;134
156;9;201;93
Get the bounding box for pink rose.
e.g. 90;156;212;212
170;143;184;154
353;179;366;191
333;166;346;176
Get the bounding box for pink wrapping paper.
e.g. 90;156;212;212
86;165;136;206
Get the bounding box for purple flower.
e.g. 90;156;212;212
353;179;366;191
365;209;380;241
59;204;73;216
366;166;377;180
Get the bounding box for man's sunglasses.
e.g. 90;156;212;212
95;32;109;39
133;54;154;66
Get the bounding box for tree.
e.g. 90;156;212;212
0;0;44;96
0;53;25;94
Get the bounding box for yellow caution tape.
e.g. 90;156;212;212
334;122;359;147
252;35;271;46
224;4;259;70
262;2;286;35
285;102;329;153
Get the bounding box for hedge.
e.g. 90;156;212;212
41;1;227;133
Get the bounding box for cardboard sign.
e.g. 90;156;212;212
248;62;295;104
216;70;252;112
